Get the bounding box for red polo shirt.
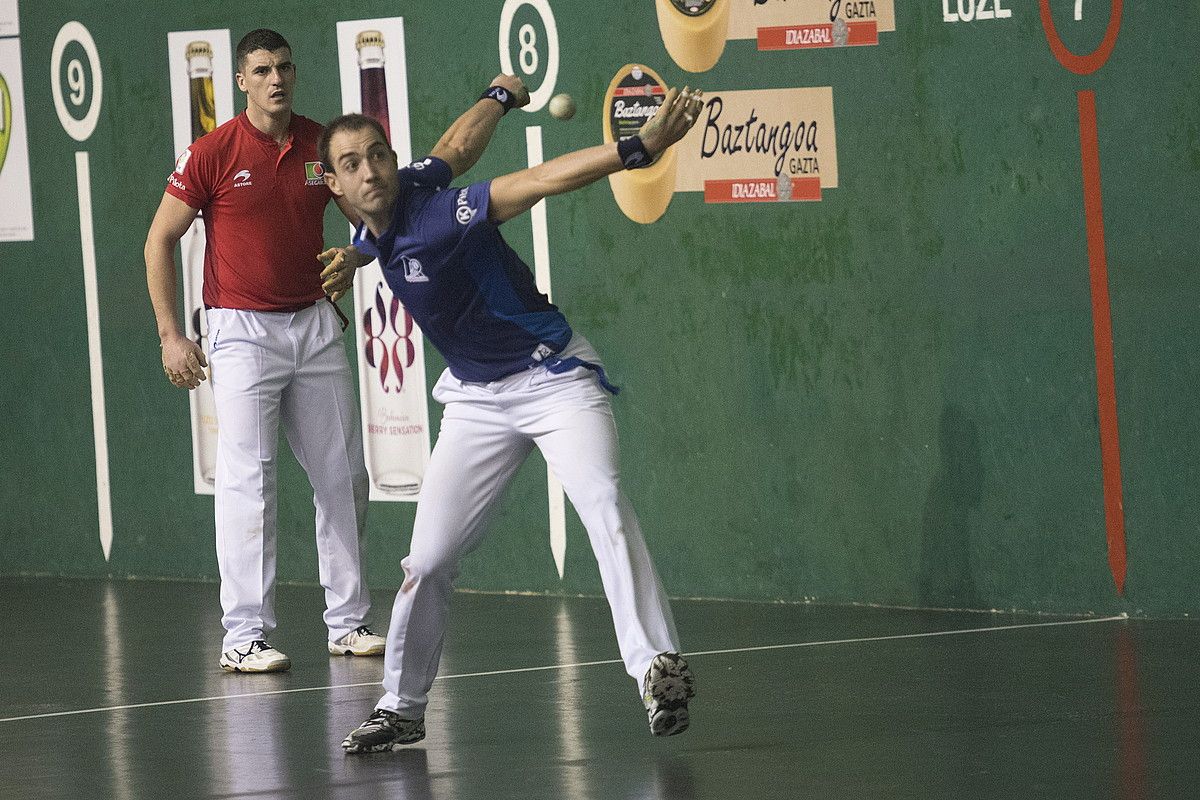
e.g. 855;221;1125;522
165;112;332;311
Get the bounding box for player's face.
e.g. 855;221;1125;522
324;127;399;221
236;48;296;116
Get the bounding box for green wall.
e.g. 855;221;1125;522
2;1;1197;617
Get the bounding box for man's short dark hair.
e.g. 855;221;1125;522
236;29;291;70
318;114;390;172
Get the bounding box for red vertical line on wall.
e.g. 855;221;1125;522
1078;89;1127;594
1115;626;1147;800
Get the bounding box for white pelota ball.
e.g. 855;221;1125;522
548;93;576;120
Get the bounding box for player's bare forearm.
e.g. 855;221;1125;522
144;194;198;341
145;233;209;388
431;75;530;178
145;239;183;340
488;144;624;224
430;102;505;178
487;87;705;225
145;193;209;388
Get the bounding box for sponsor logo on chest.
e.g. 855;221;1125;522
233;169;253;188
305;161;326;186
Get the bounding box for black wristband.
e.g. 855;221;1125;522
480;85;517;114
617;135;653;170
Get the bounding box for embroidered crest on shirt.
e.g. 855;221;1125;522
304;162;326;186
401;255;429;283
455;188;475;225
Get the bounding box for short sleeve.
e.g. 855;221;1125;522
398;155;453;190
424;180;494;239
164;144;212;209
403;180;493;256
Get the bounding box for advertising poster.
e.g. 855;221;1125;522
656;0;897;72
605;66;838;221
675;86;839;203
727;0;896;50
0;37;33;241
336;18;431;502
166;29;235;494
0;0;17;37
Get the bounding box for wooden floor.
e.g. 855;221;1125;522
0;576;1196;799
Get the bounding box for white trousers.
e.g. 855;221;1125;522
376;336;680;717
207;302;371;652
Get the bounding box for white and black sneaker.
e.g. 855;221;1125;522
642;652;695;736
328;625;386;656
219;640;291;673
342;709;426;753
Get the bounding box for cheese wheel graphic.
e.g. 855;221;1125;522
604;64;677;225
654;0;730;74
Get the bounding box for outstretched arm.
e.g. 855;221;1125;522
430;74;530;178
487;87;703;225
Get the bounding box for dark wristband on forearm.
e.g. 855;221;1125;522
617;135;653;170
480;85;518;114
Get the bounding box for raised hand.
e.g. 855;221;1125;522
490;73;531;110
639;86;705;158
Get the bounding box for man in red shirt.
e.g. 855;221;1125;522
145;28;528;672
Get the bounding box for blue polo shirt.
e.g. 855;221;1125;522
353;157;573;383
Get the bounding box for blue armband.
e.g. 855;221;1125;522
617;135;653;170
480;85;517;114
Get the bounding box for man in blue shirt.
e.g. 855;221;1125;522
319;85;704;752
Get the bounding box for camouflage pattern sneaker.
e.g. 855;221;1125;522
341;709;426;753
642;652;695;736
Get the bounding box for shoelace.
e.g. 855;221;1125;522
365;709;396;729
229;640;273;662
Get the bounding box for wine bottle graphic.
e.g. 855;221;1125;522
355;30;391;142
183;40;219;485
360;281;425;496
187;41;216;141
353;29;428;497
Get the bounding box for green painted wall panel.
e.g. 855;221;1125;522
2;1;1196;617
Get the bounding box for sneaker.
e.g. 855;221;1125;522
642;652;695;736
328;625;386;656
219;640;291;673
342;709;426;753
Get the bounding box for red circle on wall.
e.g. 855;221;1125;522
1039;0;1124;75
